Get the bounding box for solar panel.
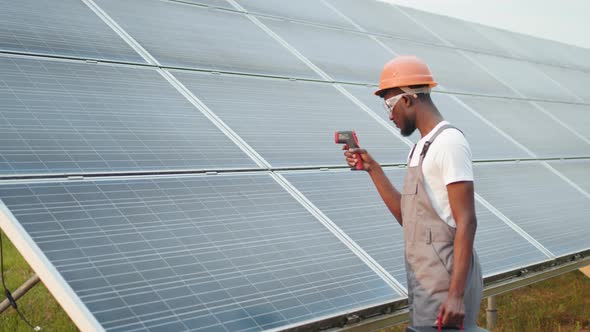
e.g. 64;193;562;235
379;38;518;98
94;0;320;79
234;0;355;29
0;55;258;175
323;0;442;44
471;24;536;60
282;170;407;285
474;161;590;257
492;32;578;70
340;84;421;143
471;25;560;66
474;24;590;73
283;168;549;286
172;70;411;167
2;0;589;330
0;0;145;64
535;64;590;103
457;95;590;158
558;43;590;72
0;173;402;331
259;17;393;84
397;6;505;56
468;53;581;102
535;102;590;140
340;86;531;161
547;159;590;193
430;94;530;161
171;0;234;10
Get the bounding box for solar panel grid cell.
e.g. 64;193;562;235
94;0;321;79
0;56;258;175
259;17;393;84
474;162;590;257
0;0;145;64
458;95;590;158
324;0;442;44
235;0;355;29
283;168;550;286
0;174;402;331
1;0;590;330
172;70;411;167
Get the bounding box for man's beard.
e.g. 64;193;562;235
400;119;416;137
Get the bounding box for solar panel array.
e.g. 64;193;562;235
0;0;589;331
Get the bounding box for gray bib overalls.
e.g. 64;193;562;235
401;124;483;327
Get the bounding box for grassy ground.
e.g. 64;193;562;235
1;234;589;332
0;234;77;332
385;270;590;332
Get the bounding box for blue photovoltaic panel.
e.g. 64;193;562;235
339;84;421;144
474;162;590;257
458;95;590;158
429;94;530;161
548;159;590;194
235;0;356;29
0;55;258;175
171;0;234;10
259;17;393;84
379;38;518;98
284;168;548;286
468;53;580;102
94;0;320;79
341;85;529;161
0;174;402;331
324;0;442;45
173;71;411;167
472;24;576;69
398;6;507;56
558;43;590;72
283;170;407;285
0;0;145;64
536;64;590;103
535;102;590;141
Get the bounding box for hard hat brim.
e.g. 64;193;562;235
373;81;438;97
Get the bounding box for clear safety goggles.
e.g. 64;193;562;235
383;86;432;116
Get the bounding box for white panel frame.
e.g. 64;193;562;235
0;201;104;332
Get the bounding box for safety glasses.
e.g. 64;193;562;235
382;86;432;116
383;93;411;116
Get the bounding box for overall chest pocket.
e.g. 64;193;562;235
400;181;418;231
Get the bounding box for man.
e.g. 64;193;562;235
343;55;483;328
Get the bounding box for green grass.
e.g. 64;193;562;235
0;234;77;332
1;233;589;332
385;270;590;332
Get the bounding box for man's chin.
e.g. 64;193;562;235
401;128;416;137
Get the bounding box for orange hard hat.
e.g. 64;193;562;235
374;55;437;96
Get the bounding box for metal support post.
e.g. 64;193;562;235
0;274;40;314
486;296;497;330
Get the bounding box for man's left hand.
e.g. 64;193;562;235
437;294;465;327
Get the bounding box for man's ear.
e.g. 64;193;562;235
402;94;414;107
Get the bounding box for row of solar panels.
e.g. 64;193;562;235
2;159;589;331
0;0;589;331
2;0;590;99
4;0;590;76
0;54;589;175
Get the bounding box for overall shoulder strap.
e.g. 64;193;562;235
420;124;463;158
408;144;418;161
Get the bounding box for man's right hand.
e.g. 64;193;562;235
342;145;402;225
342;145;378;172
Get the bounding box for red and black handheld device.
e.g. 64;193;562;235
334;131;363;171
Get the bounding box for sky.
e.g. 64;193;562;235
384;0;590;50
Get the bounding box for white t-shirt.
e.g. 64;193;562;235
407;121;474;228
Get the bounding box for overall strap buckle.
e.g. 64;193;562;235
420;141;432;157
